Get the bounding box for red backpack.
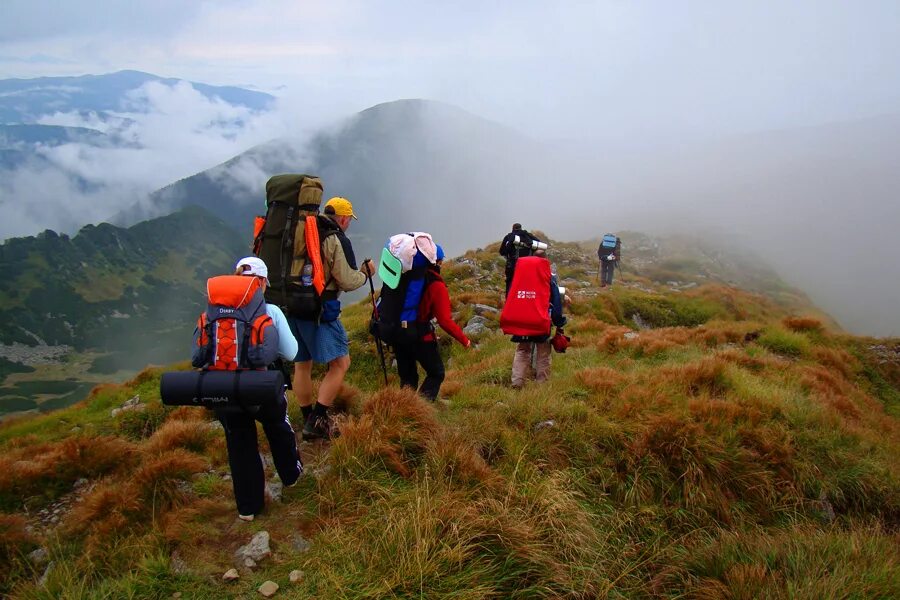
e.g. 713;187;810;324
192;276;279;370
500;256;552;337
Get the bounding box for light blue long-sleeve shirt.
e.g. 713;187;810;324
266;304;298;361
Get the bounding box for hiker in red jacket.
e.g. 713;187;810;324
394;245;472;400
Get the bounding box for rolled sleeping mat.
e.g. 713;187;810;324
160;370;285;414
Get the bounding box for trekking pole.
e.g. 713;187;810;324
364;259;389;386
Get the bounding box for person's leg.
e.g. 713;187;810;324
318;354;350;406
511;342;531;388
294;360;313;414
505;264;515;297
535;342;552;382
417;341;445;401
288;317;316;421
393;343;419;391
218;410;265;517
312;319;352;407
259;393;303;486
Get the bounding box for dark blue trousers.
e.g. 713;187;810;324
217;393;302;516
601;260;616;285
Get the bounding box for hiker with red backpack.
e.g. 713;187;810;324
289;197;375;440
186;257;302;522
388;244;472;401
500;248;568;389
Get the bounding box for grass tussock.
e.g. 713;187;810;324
0;435;138;511
329;387;439;478
783;315;825;332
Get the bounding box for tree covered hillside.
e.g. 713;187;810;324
0;206;246;373
0;239;897;598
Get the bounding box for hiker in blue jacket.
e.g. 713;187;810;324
223;256;303;522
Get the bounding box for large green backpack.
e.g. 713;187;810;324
253;174;324;308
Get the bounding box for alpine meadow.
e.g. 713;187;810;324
2;2;900;598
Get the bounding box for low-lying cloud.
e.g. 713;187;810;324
0;80;293;239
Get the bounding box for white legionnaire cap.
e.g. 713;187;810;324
235;256;270;285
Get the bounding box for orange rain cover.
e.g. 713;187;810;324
304;216;326;295
207;275;261;308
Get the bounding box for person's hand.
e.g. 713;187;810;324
463;339;474;350
360;259;376;277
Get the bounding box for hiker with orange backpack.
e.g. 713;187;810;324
187;257;302;522
500;248;568;389
289;197;375;440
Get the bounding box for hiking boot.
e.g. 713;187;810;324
302;413;340;441
238;513;255;522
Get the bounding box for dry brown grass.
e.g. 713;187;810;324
577;366;625;396
330;387;440;478
144;418;215;454
661;356;731;398
812;346;860;380
782;316;824;332
597;326;635;353
425;430;500;490
0;436;139;505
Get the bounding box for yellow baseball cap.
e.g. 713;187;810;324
325;196;358;220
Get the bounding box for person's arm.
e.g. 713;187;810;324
427;281;471;346
549;276;567;329
499;234;511;257
266;304;298;361
325;236;367;292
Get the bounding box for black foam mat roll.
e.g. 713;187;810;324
160;370;284;412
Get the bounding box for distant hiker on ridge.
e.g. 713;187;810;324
499;248;567;389
597;233;622;288
499;223;544;297
289;197;375;440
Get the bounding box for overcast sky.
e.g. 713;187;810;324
2;0;900;141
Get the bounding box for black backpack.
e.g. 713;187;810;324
371;266;436;347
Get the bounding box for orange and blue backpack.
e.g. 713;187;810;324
192;275;279;370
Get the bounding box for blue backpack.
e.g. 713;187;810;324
600;234;618;249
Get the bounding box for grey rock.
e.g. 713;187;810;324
28;547;49;565
235;531;271;563
623;332;639;340
466;315;489;327
291;533;312;553
38;561;55;587
124;395;141;407
463;321;489;338
258;580;279;597
289;569;304;584
170;551;190;574
472;303;500;316
819;491;836;523
631;313;652;330
223;568;240;582
73;478;89;490
267;480;283;503
243;557;257;569
533;420;556;432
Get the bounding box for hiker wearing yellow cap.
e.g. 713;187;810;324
289;196;375;441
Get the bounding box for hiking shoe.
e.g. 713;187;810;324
302;414;339;441
238;513;255;522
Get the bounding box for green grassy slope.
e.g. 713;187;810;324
0;240;897;598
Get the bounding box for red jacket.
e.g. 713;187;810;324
417;271;470;346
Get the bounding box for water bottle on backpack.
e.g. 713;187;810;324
301;263;313;287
